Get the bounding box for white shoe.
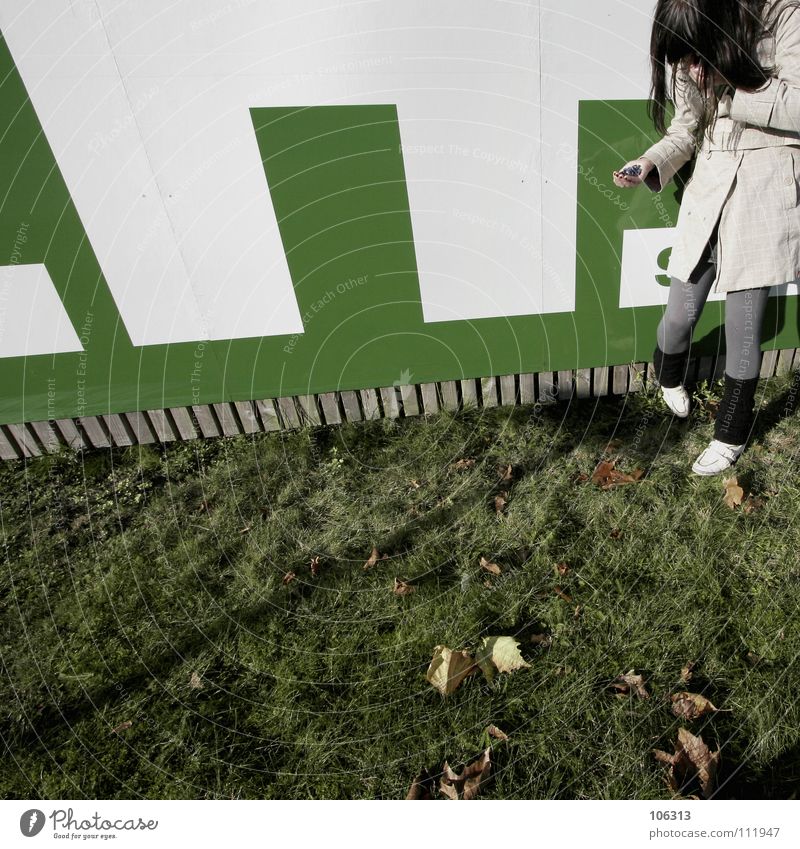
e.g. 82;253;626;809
660;384;690;418
691;439;746;476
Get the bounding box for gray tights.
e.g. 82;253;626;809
656;237;770;381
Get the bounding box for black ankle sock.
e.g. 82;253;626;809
714;373;760;444
652;344;689;389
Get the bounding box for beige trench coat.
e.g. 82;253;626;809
641;0;800;293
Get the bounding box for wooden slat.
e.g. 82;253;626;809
480;376;498;408
630;363;647;392
0;427;21;460
519;373;535;404
612;365;629;395
419;382;439;414
296;395;322;426
339;390;362;422
102;414;134;447
398;384;419;416
459;379;478;408
318;392;341;425
212;403;241;436
575;368;591;399
4;423;37;457
147;409;179;442
124;411;157;444
54;419;87;450
777;348;796;376
191;405;222;438
538;372;557;404
593;366;610;397
78;416;111;449
255;399;282;431
360;388;381;420
29;420;63;453
440;380;459;411
233;401;260;434
499;375;516;406
760;349;779;379
276;397;301;429
557;370;573;401
378;387;400;418
170;407;199;440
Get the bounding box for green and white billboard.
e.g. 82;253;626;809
2;1;798;430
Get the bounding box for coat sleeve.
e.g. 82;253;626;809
729;1;800;131
640;65;701;193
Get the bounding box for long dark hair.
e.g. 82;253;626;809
648;0;796;142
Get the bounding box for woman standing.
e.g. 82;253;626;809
613;0;800;475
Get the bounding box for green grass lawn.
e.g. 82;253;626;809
2;371;799;800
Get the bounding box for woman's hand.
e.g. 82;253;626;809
612;157;655;188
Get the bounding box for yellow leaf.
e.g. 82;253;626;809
722;476;744;509
476;636;530;681
480;557;501;576
425;645;477;696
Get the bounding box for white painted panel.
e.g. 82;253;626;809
0;264;83;357
0;2;209;346
619;228;799;308
540;1;655;314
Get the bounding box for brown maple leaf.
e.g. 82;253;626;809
453;458;476;470
498;464;513;481
310;555;321;576
485;724;509;742
393;577;415;596
363;546;389;570
282;571;296;585
494;492;508;515
591;459;644;490
111;720;132;735
653;728;720;798
480;557;501;576
439;748;492;800
671;692;721;720
406;767;436;800
722;476;745;510
609;669;649;699
680;661;696;684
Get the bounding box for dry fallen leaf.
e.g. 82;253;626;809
653;727;720;798
426;645;478;696
603;438;623;455
553;586;573;603
111;720;132;735
480;557;502;576
453;458;476;470
406;767;436;800
499;464;513;481
282;571;296;585
310;555;321;576
393;577;415;596
555;562;570;576
476;636;530;682
189;671;203;690
680;661;696;684
671;692;721;720
609;669;649;699
239;525;251;535
610;528;624;540
440;748;492;800
742;495;765;514
591;460;644;490
494;493;508;515
408;479;422;489
485;725;509;742
723;476;745;510
363;546;389;570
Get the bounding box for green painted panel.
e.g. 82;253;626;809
1;24;798;428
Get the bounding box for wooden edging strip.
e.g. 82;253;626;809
1;349;798;459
